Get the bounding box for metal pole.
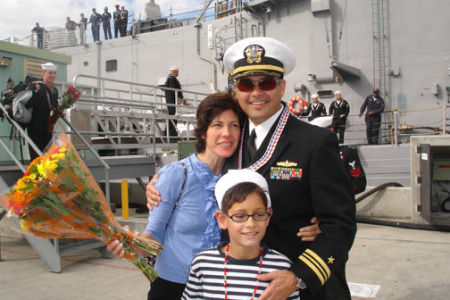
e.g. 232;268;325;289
0;208;5;260
443;104;447;135
97;42;101;88
152;107;156;158
393;110;398;146
121;180;129;219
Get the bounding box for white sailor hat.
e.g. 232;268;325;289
215;169;272;210
335;90;342;95
309;116;333;128
41;62;57;71
223;37;296;79
169;66;179;71
311;93;319;99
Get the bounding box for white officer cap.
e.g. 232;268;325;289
169;66;179;71
41;62;57;71
223;37;296;79
335;90;341;95
309;116;333;128
311;94;319;99
215;169;272;210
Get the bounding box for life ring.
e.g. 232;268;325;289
289;96;307;114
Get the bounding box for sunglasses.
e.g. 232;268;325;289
236;77;282;92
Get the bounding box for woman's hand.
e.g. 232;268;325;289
106;239;126;257
146;174;161;210
106;225;131;258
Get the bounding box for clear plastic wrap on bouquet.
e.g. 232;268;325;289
0;133;162;281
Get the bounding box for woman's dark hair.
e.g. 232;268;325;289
221;182;268;213
194;92;243;153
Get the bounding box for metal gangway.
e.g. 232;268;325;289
68;74;207;155
0;75;207;272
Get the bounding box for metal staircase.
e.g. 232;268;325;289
0;75;206;272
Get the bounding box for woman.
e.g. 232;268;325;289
108;92;242;299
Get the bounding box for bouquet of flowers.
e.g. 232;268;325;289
48;86;82;132
0;133;162;281
60;86;81;110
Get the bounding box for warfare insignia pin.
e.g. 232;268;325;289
327;256;335;264
244;44;264;64
276;160;298;167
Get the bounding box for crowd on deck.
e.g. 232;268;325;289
31;4;130;48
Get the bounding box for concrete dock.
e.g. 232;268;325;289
1;215;449;299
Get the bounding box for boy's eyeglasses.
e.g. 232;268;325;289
236;78;282;92
226;212;271;223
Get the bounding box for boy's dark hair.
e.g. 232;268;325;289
221;182;268;213
194;92;243;153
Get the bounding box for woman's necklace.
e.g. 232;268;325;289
223;244;264;300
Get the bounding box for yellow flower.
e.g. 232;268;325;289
37;158;59;179
15;178;29;192
29;173;37;182
20;219;30;232
51;153;65;161
37;162;46;178
21;173;38;184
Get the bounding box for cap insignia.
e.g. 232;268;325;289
244;44;265;64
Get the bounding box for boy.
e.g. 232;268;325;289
182;169;300;299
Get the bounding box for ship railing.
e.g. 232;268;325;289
387;105;449;144
297;104;449;146
132;1;246;35
15;27;79;50
5;1;249;48
71;74;209;152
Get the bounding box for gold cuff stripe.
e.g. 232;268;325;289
299;255;326;285
303;252;327;285
298;249;331;286
303;252;329;281
305;249;331;278
232;65;285;76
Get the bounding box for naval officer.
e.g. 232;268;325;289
223;37;356;300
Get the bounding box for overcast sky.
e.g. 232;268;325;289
1;0;207;41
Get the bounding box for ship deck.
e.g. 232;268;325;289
1;212;449;300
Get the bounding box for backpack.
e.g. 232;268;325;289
12;89;34;124
11;77;43;126
1;80;29;127
0;78;16;120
